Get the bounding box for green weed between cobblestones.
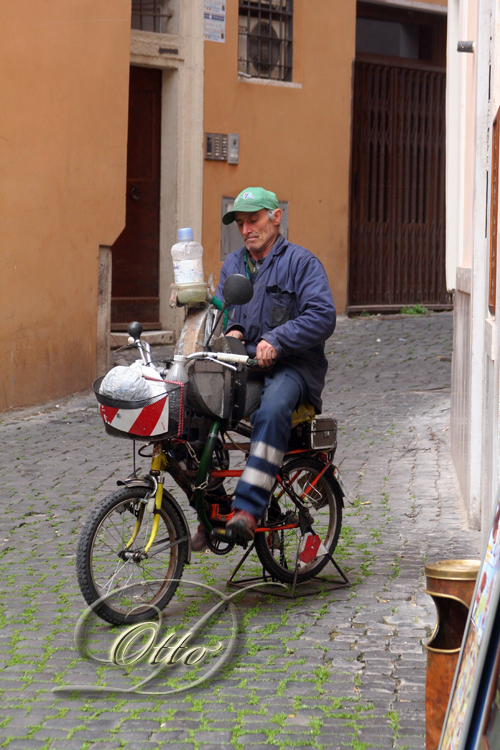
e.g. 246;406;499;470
387;708;400;738
390;555;402;581
371;528;382;544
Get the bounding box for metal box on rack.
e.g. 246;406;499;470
310;418;337;451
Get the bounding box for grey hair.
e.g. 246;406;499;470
266;208;282;232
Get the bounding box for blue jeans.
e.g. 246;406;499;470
233;365;307;520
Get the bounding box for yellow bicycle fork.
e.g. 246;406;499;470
124;444;168;555
144;478;164;554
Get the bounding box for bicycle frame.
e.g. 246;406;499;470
105;301;339;554
136;417;335;554
80;274;347;625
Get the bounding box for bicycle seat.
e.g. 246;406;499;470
236;400;316;439
291;401;316;426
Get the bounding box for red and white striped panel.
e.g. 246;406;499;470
298;532;328;568
100;396;170;437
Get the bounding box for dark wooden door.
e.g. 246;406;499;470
111;66;162;330
349;59;451;311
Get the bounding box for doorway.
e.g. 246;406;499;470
349;3;451;312
111;66;162;330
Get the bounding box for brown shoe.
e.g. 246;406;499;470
225;510;257;542
191;524;208;552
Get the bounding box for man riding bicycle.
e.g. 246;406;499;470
191;187;336;550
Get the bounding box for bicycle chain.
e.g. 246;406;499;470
206;534;235;555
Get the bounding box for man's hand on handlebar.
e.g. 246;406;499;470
256;340;277;368
224;331;277;368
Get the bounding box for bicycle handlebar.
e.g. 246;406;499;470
186;351;258;368
186;351;248;364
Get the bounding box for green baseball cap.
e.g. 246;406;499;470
222;187;279;225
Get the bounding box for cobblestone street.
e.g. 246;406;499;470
0;312;480;749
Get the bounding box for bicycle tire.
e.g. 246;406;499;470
254;455;343;584
76;485;188;625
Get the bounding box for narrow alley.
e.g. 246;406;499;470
0;312;479;750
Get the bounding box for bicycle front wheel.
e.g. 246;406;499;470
76;485;188;625
254;456;343;584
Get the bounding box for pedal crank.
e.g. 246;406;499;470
210;526;249;550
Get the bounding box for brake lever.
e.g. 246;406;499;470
205;357;238;372
113;342;139;354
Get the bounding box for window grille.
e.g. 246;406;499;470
238;0;293;82
131;0;172;34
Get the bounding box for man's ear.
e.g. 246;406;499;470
272;208;282;225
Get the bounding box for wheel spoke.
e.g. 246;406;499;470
77;487;188;624
254;457;342;585
97;559;134;595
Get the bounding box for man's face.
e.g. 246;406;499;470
234;208;282;258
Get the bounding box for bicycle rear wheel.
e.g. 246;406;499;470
254;456;343;584
76;485;188;625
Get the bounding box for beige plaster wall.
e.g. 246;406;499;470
0;2;131;410
202;0;356;313
458;0;477;270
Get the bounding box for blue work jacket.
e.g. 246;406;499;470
216;236;336;413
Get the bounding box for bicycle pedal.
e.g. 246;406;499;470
210;526;248;550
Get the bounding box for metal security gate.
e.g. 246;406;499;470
349;60;451;311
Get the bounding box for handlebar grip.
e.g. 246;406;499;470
127;321;143;341
215;353;249;364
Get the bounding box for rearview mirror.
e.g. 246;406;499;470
222;274;253;309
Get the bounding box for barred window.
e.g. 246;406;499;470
131;0;172;34
238;1;293;82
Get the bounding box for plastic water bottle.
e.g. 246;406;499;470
166;355;188;385
171;228;206;304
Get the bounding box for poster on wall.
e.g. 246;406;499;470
439;495;500;750
204;1;226;43
481;644;500;748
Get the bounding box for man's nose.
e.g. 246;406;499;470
240;219;253;235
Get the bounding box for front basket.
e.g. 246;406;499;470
93;376;184;441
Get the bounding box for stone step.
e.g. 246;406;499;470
109;330;175;348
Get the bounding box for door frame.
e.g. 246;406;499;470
347;1;450;313
97;0;204;364
130;19;204;338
